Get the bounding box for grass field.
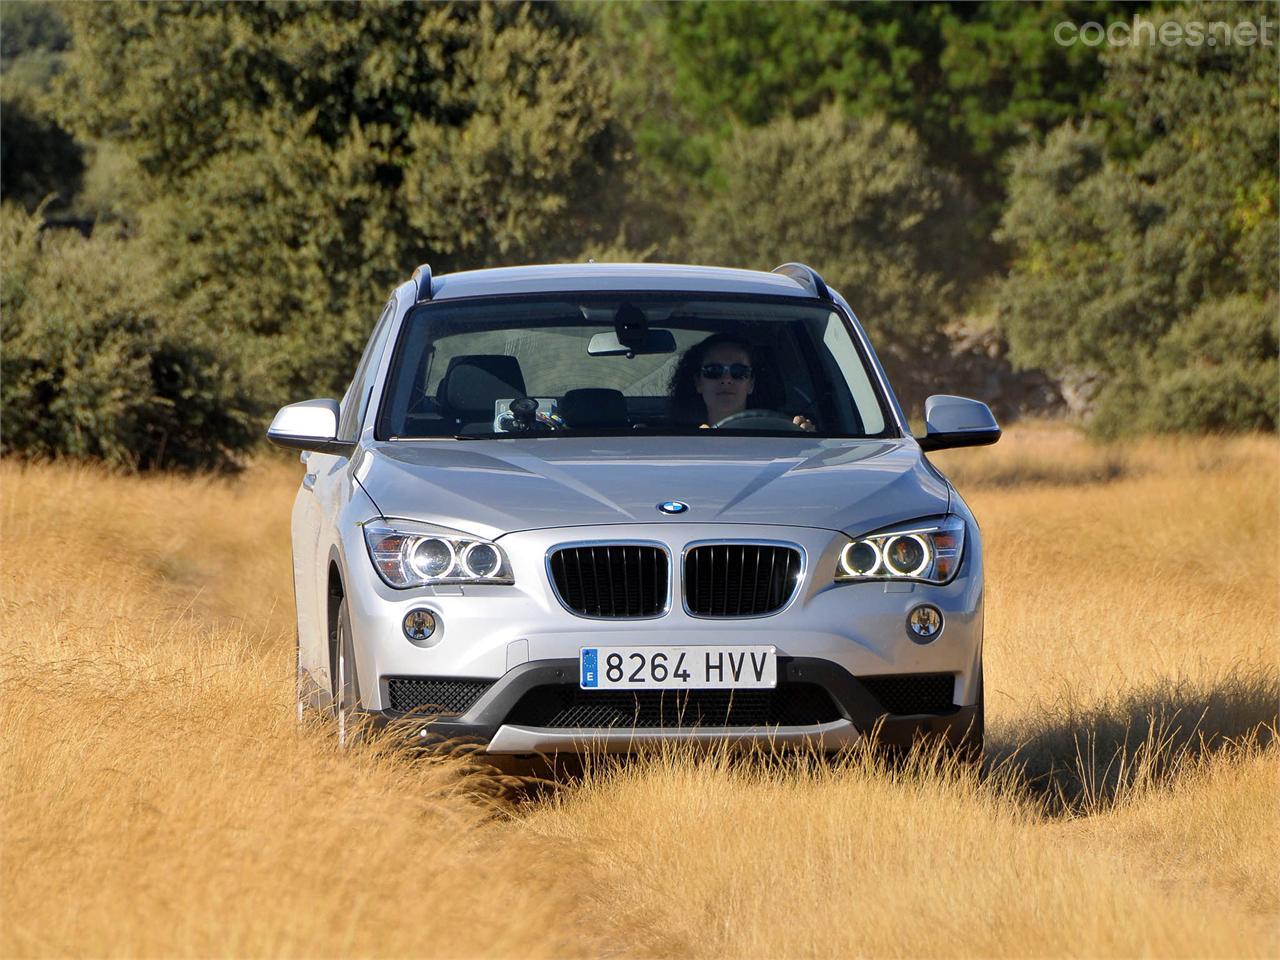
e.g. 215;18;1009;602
2;425;1276;958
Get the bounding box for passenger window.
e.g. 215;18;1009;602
338;300;397;441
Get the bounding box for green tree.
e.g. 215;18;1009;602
623;0;1139;230
0;93;82;208
1097;296;1278;434
55;1;621;398
996;2;1278;434
1;205;264;470
688;107;978;408
0;0;70;65
0;1;82;209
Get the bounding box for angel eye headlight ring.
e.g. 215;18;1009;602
834;515;965;585
882;534;931;578
461;542;502;579
839;540;881;577
410;537;455;579
363;521;513;588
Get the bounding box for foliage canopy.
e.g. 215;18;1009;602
0;0;1273;472
55;0;620;397
996;2;1278;434
688;107;978;407
1;206;264;470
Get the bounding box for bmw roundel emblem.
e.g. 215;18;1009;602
657;500;690;515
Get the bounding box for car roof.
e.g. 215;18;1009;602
429;262;817;301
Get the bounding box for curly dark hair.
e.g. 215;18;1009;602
667;333;757;425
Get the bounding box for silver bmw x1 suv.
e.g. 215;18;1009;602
268;262;1000;757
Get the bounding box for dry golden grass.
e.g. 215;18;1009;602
2;427;1277;958
0;460;608;958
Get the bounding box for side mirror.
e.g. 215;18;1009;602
266;399;355;456
917;395;1001;452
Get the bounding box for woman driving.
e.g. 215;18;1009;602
668;333;816;431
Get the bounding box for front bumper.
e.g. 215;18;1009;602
367;657;979;755
339;522;986;716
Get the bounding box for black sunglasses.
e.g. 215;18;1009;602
700;363;753;381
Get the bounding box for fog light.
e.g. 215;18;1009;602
403;608;437;642
906;604;943;642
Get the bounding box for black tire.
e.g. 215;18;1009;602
955;669;985;764
331;597;362;747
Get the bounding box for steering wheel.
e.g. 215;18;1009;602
713;408;806;432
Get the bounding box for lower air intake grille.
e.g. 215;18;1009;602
386;677;493;715
684;543;802;617
549;544;668;618
859;674;955;715
504;684;841;729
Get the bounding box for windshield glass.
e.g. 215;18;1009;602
375;295;892;440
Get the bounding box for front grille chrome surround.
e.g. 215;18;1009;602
546;541;672;619
681;540;806;618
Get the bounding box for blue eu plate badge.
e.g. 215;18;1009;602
581;648;599;688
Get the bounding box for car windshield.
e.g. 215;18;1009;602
375;294;892;440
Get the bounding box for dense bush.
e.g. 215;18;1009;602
54;1;622;399
0;93;82;210
0;2;82;211
687;107;978;409
1;1;1271;475
592;1;1131;239
0;206;263;470
996;2;1277;435
1092;296;1278;436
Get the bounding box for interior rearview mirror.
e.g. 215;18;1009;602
587;329;677;357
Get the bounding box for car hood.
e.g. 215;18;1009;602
358;436;949;540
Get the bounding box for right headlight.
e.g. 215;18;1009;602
835;514;965;585
363;519;513;588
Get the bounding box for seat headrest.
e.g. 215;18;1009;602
438;355;527;418
560;388;628;429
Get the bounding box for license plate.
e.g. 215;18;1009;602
579;645;776;690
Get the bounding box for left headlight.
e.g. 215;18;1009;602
363;519;513;588
835;514;965;585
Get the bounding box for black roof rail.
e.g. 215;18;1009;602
412;263;433;302
772;262;831;302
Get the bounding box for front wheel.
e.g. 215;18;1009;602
955;670;984;764
331;597;362;748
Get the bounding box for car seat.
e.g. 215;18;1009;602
436;355;528;434
747;354;785;412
